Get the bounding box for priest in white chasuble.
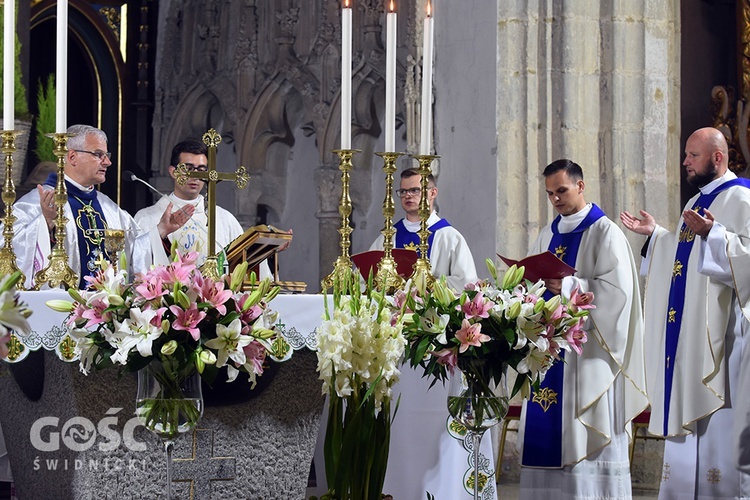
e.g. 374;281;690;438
134;138;272;278
621;127;750;499
9;124;153;289
519;159;647;499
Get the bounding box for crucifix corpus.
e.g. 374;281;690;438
174;128;249;280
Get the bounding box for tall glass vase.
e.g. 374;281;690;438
447;360;509;500
136;360;204;500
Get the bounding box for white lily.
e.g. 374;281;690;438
204;318;252;367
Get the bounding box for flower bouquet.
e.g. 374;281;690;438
0;271;32;360
398;260;593;498
47;251;292;434
315;271;406;500
400;259;592;399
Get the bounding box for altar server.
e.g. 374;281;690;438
519;159;647;499
369;168;492;498
621;127;750;499
369;167;478;290
10;124;154;289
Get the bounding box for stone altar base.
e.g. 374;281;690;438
0;349;324;499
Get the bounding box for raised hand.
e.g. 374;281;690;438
157;202;196;238
683;208;714;238
620;210;656;236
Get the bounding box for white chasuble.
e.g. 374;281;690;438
642;172;750;499
519;206;647;500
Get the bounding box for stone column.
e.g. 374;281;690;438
496;0;680;258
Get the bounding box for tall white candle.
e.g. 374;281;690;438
384;2;396;152
3;0;15;130
56;0;68;133
419;1;433;155
341;1;352;149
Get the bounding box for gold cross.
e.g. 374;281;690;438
174;129;249;280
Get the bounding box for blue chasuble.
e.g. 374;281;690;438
661;177;750;434
521;204;606;468
394;217;451;259
44;173;108;289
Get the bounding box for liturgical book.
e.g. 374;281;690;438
351;249;419;281
497;251;576;283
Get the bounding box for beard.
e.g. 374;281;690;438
686;160;718;188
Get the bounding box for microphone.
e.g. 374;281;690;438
123;170;167;199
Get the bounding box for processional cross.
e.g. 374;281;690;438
174;129;249;280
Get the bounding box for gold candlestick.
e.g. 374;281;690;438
33;133;78;290
321;149;360;291
374;151;405;293
409;154;440;290
0;130;25;286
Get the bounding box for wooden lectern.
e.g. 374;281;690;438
224;225;306;292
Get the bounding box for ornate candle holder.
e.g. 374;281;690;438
374;151;405;293
33;133;78;290
409;154;440;290
321;149;360;291
0;130;25;286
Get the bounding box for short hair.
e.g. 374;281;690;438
401;167;436;185
170;138;208;167
543;159;584;181
67;124;107;150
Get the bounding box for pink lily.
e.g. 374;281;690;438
135;277;168;301
81;298;112;328
454;319;491;353
200;279;232;315
242;340;267;375
431;347;458;374
459;292;494;320
169;303;206;341
565;320;588;355
569;286;596;313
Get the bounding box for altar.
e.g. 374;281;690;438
1;291;499;499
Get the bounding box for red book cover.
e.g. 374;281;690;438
352;249;419;281
497;251;576;283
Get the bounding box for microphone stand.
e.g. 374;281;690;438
124;171;230;274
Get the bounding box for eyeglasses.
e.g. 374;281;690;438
395;187;434;198
179;163;209;173
74;149;112;161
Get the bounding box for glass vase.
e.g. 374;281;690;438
447;359;509;500
136;360;203;500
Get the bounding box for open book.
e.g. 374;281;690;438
497;251;576;283
351;249;419;281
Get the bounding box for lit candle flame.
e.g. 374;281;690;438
427;0;431;17
390;1;395;12
344;0;350;8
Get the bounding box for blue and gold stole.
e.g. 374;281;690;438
44;173;108;289
662;177;750;434
394;217;451;258
521;204;605;468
